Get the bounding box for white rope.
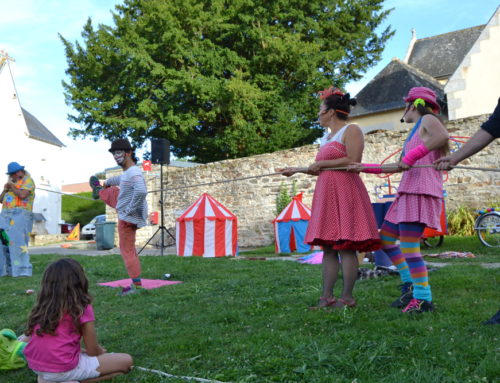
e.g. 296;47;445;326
134;366;231;383
148;172;283;193
34;187;99;201
147;164;500;194
33;164;500;201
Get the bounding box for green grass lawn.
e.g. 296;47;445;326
421;234;500;263
1;236;500;383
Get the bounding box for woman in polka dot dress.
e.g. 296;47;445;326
348;87;449;314
281;87;381;310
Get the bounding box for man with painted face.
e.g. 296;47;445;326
89;139;148;296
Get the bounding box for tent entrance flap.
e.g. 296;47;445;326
291;220;310;253
290;226;297;253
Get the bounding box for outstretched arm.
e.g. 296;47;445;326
434;129;495;170
104;175;122;187
278;167;314;177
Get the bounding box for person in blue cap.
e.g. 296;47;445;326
1;162;35;211
0;162;35;277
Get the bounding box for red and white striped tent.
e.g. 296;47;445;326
176;193;238;257
273;193;313;253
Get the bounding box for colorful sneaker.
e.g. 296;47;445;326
401;298;435;314
118;283;144;296
89;175;102;200
390;283;413;308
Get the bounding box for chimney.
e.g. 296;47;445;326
403;28;417;63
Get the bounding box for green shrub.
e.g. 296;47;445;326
447;205;475;237
275;180;297;215
62;192;103;213
488;196;500;209
62;192;105;226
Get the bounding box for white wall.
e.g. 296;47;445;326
445;7;500;120
0;56;63;234
351;108;406;133
27;140;63;234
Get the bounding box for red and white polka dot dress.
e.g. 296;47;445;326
304;127;382;252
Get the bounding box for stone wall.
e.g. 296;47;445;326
30;234;69;246
106;112;500;249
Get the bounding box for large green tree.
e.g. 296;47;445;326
61;0;394;163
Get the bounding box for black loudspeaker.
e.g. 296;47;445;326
151;139;170;165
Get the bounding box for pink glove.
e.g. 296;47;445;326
362;164;382;174
402;144;429;166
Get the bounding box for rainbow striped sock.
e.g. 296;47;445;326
399;222;431;302
132;277;143;289
380;221;412;284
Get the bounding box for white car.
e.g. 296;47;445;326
81;214;106;239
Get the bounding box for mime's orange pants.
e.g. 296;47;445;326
99;187;141;279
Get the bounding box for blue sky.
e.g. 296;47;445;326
0;0;498;184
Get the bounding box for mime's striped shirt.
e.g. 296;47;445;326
105;166;148;228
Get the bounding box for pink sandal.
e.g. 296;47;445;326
328;298;356;310
309;296;337;310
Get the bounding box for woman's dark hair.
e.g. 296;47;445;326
25;258;93;337
415;102;450;156
323;93;357;121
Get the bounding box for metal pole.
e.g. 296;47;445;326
160;163;164;256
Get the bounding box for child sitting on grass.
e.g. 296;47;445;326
22;258;133;383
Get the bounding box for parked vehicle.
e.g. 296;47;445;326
81;214;106;240
60;223;76;234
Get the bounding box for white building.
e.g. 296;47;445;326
350;5;500;132
0;52;65;234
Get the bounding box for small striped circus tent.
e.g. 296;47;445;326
272;193;312;254
176;193;238;257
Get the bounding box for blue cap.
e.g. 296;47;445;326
6;162;25;175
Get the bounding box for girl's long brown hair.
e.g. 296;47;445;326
25;258;93;337
416;102;450;156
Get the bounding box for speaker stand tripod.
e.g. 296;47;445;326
138;163;175;256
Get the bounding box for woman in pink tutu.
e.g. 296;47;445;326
281;87;381;310
348;87;449;314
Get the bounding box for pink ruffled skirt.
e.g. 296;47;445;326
384;193;442;231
